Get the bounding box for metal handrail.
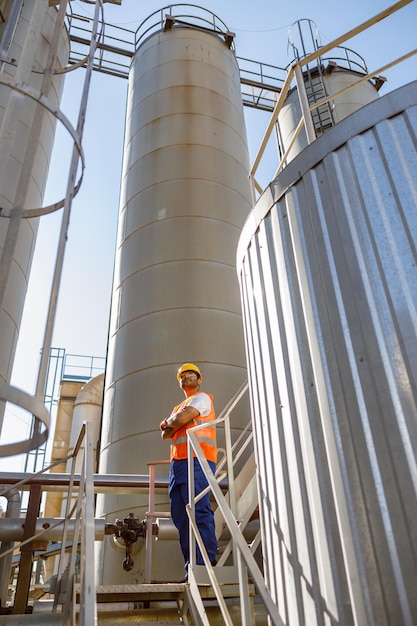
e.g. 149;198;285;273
249;0;417;198
187;430;283;625
0;422;97;624
144;459;171;583
185;382;285;626
134;4;232;50
64;9;286;109
52;421;97;625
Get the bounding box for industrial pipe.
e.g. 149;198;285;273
0;518;105;543
155;517;260;542
0;472;169;493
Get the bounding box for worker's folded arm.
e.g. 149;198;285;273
167;406;199;430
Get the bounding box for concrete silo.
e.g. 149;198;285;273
96;7;253;584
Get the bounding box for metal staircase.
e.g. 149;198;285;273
178;384;282;625
81;383;278;625
85;382;275;625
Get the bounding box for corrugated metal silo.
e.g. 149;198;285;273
237;81;417;624
97;8;252;583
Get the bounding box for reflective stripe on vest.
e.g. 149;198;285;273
170;392;217;463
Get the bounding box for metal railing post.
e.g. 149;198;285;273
145;459;171;583
293;62;316;144
79;422;97;626
145;462;156;583
188;451;196;576
224;412;236;517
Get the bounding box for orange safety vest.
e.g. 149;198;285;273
170;392;217;463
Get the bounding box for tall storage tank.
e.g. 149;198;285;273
237;81;417;625
96;7;252;584
0;1;69;426
277;19;382;163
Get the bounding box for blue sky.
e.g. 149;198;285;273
1;0;416;468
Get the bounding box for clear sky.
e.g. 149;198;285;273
1;0;416;470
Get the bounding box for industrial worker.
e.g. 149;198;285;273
159;363;217;579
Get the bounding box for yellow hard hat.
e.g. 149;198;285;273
177;363;202;382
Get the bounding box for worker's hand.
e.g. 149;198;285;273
160;418;174;439
161;426;174;440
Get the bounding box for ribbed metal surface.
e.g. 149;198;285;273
98;14;252;584
237;81;417;625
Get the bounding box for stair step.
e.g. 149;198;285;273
0;616;65;625
96;610;182;625
77;582;185;605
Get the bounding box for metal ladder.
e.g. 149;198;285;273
303;65;335;135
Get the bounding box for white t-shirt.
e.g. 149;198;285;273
185;392;211;417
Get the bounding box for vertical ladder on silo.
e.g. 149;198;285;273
303;64;335;135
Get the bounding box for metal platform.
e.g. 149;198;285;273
66;11;285;111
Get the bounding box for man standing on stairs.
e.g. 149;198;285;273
160;363;218;579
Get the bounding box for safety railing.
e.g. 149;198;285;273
186;382;285;626
53;422;97;625
65;9;134;78
249;0;417;200
144;459;171;583
134;4;232;50
64;5;285;110
0;422;99;625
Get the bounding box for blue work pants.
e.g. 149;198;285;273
169;458;217;573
